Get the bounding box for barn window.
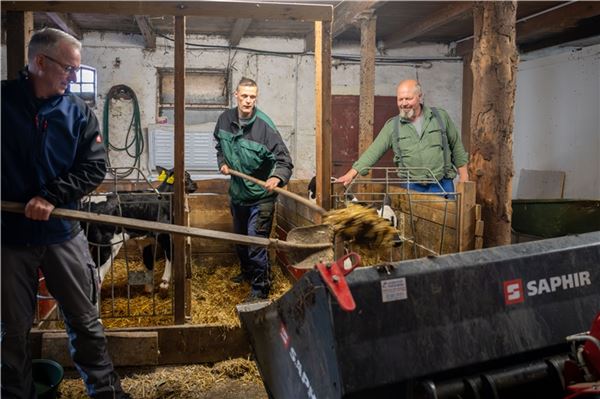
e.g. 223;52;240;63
69;65;97;105
158;68;229;124
152;69;230;178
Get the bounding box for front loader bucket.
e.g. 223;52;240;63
237;231;600;399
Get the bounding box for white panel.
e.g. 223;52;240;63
148;123;219;174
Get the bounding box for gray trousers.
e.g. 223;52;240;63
1;231;124;398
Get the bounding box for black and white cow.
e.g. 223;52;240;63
82;166;198;293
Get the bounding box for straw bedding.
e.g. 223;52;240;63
58;358;266;398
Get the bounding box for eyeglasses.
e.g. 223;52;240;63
43;54;80;74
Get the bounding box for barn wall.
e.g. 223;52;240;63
513;44;600;199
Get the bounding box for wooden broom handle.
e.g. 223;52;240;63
228;169;326;215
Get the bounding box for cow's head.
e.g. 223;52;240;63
156;166;198;193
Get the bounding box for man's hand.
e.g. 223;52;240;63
264;177;281;192
24;196;55;221
335;169;358;186
220;164;230;175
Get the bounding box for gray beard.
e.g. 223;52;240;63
399;108;415;119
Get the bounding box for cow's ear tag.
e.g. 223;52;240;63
158;170;167;182
166;175;175;184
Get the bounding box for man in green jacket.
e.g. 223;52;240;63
214;77;293;301
336;79;469;195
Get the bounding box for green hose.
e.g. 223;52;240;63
102;84;144;178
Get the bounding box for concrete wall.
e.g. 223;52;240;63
513;44;600;199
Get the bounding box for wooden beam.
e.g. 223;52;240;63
45;12;82;39
229;18;252;47
460;51;473;152
173;15;186;325
516;1;600;43
31;325;251;365
134;15;156;49
469;1;518;248
383;2;472;48
333;0;385;38
456;1;600;55
314;20;332;213
358;12;376;188
5;11;33;80
305;0;384;52
2;1;333;21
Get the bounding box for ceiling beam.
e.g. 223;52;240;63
383;1;472;48
456;1;600;55
134;15;156;49
229;18;252;47
2;1;333;21
45;12;82;39
305;0;385;52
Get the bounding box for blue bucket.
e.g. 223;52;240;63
32;359;64;399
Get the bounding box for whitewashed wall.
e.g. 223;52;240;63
513;44;600;199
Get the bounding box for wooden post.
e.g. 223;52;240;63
469;2;518;247
315;20;333;215
173;15;186;324
358;12;376;197
6;11;34;80
460;51;473;153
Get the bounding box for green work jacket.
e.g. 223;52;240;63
352;106;468;181
214;107;293;205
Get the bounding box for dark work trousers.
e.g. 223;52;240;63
230;200;275;295
1;231;125;399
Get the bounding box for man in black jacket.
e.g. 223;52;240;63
214;77;293;301
1;28;128;399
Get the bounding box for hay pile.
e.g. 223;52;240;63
98;257;292;329
58;357;266;398
324;204;397;250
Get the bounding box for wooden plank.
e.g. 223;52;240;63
5;11;33;80
46;12;82;38
229;18;252;47
475;219;484;237
461;51;473;153
475;204;482;220
173;15;186;325
32;325;250;365
41;331;159;367
134;15;156;49
457;181;476;252
475;236;484;249
314;20;332;212
516;169;565;199
358;12;376;189
383;2;472;48
2;1;333;21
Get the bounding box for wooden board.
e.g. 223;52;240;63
33;325;250;366
516;169;565;199
41;331;159;367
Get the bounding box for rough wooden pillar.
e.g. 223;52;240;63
358;12;376;197
173;15;186;324
6;11;34;80
469;1;518;247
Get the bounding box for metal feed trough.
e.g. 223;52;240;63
238;231;600;399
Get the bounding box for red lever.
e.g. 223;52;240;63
316;252;361;312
